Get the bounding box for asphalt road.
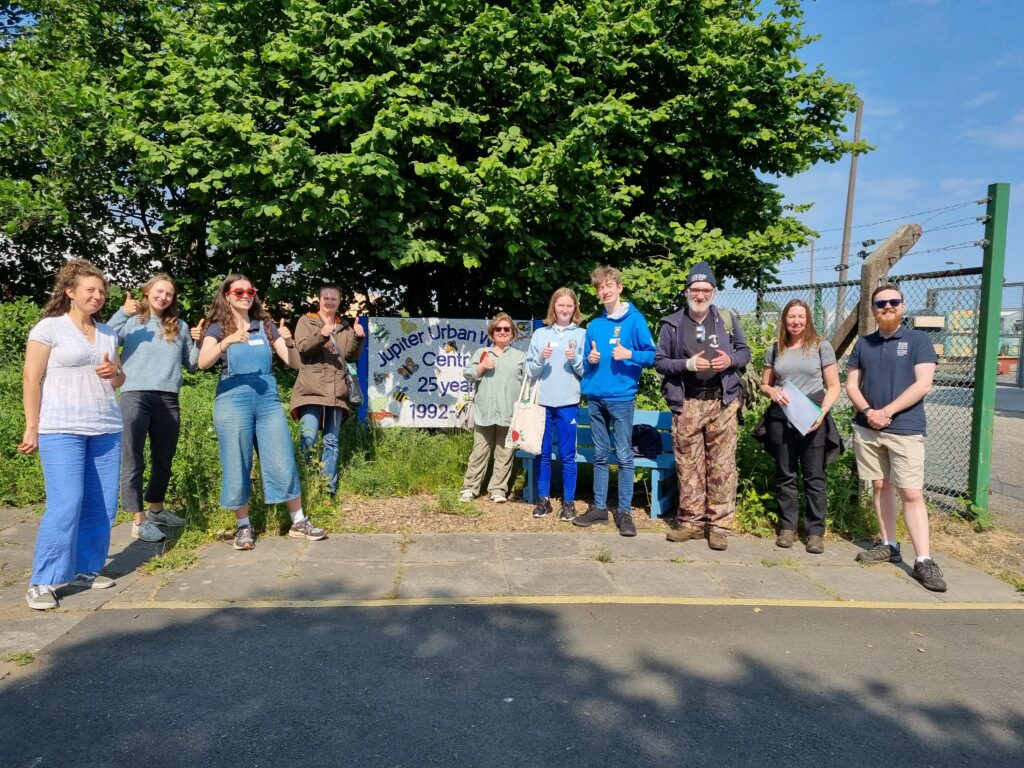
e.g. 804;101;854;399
1;603;1022;768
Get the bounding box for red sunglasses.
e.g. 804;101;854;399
227;288;257;298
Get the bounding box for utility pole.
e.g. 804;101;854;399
836;95;864;313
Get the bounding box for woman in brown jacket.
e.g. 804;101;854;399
290;285;365;496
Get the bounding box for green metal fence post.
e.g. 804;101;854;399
969;183;1010;512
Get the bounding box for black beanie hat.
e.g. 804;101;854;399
686;261;717;289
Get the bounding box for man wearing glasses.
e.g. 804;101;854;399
656;262;750;550
846;283;946;591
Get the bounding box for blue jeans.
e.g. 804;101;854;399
33;432;121;585
214;374;302;509
588;398;635;513
297;404;344;494
538;405;579;503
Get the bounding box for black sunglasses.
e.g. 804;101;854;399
873;298;902;309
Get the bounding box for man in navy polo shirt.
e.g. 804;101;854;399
846;283;946;592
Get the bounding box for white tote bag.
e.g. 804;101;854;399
506;378;546;455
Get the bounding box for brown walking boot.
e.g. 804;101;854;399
707;529;729;551
666;525;703;543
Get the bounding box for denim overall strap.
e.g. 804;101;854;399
223;320;274;378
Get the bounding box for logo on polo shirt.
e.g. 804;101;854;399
897;342;908;356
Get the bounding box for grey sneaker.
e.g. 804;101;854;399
147;508;185;527
532;497;552;518
489;493;507;504
131;520;166;542
912;558;947;592
233;525;256;551
572;505;608;527
614;511;637;537
559;501;576;522
288;518;327;541
26;585;59;611
856;542;902;564
459;490;475;503
71;572;116;589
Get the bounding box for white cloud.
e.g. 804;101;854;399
940;177;990;195
965;110;1024;150
963;90;999;109
860;176;923;203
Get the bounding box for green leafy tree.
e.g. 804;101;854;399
0;0;863;314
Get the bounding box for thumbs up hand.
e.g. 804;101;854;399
480;349;496;371
565;340;576;362
122;290;139;316
611;338;632;361
541;340;553;360
587;340;601;365
278;318;293;343
95;351;120;380
352;318;365;339
190;318;206;342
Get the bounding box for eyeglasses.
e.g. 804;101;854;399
494;327;513;334
227;288;257;298
873;298;902;309
688;288;713;296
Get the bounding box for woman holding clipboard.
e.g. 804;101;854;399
758;299;841;554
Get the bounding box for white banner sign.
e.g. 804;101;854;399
367;317;533;427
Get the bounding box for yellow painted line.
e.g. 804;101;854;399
99;595;1024;611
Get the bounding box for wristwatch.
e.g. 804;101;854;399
861;407;870;416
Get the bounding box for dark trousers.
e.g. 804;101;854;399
764;410;827;536
119;390;181;513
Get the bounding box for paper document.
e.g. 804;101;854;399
780;381;822;435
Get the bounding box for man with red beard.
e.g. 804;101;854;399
846;284;945;591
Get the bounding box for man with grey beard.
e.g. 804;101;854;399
845;283;946;592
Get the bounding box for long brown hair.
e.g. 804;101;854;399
136;273;181;341
544;287;581;326
776;299;821;357
204;273;273;336
41;259;107;319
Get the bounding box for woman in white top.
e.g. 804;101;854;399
19;259;126;610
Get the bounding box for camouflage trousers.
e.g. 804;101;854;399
672;399;740;533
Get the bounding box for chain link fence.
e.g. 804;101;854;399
718;268;985;515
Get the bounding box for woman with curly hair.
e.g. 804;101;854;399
198;274;326;551
108;274;202;542
20;259;125;610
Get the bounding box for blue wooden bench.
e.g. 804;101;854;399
517;409;678;519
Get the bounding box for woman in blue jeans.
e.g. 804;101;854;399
198;274;326;551
20;259;125;610
108;274;202;542
289;284;365;497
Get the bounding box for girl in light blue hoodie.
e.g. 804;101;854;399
525;288;587;521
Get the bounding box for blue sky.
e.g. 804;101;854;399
773;0;1023;286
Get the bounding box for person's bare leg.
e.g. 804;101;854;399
873;479;900;542
898;487;930;559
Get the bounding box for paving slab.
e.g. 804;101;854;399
704;563;837;600
505;558;616;596
580;533;683;561
798;564;944;602
295;533;403;563
932;564;1024;603
398;560;509;598
497;533;592;560
403;533;500;563
0;609;88;654
149;561;295;602
605;561;730;597
280;560;400;600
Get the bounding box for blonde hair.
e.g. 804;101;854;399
590;265;622;288
41;259;107;318
544;287;581;325
136;273;181;341
486;312;520;341
776;299;821;357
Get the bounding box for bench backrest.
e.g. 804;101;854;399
576;408;673;456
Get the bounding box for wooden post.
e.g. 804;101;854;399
830;224;922;356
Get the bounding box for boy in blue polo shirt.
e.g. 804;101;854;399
846;283;945;592
574;266;656;537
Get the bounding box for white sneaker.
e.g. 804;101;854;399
489;493;507;503
26;585;59;610
131;520;166;542
459;490;475;502
147;508;185;527
71;572;116;589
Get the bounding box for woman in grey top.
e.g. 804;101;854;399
758;299;841;553
459;313;525;503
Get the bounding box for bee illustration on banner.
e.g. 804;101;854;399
372;323;390;343
391;385;409;404
443;341;458;354
397;357;419;379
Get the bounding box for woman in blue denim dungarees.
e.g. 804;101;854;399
198;274;327;551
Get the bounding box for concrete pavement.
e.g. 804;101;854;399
2;510;1022;656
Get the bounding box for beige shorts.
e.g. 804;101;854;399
852;425;925;490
